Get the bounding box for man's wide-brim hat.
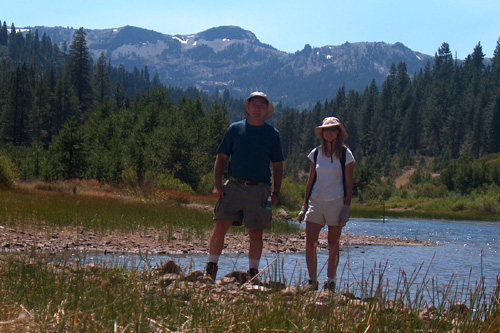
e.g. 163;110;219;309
315;117;348;140
244;91;274;120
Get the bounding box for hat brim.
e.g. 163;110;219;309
244;100;274;120
315;124;348;140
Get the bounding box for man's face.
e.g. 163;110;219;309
247;97;268;121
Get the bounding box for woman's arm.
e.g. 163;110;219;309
343;162;354;205
297;161;316;222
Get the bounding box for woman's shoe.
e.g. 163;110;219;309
323;281;335;292
299;279;318;291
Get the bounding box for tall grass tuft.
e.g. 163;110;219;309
1;251;499;331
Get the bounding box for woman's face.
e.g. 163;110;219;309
322;126;339;142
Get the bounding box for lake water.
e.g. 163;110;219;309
82;217;500;301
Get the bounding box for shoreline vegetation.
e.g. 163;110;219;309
1;181;500;331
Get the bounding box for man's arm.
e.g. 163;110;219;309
271;161;283;205
213;153;228;199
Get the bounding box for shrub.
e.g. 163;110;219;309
358;179;396;202
450;200;467;211
471;183;500;213
278;177;304;211
414;182;448;199
477;197;500;213
144;170;193;194
195;172;214;195
121;167;139;187
0;154;18;187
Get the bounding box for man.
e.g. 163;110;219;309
205;91;284;281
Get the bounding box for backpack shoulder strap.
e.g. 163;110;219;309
313;145;321;164
341;146;347;198
306;146;322;204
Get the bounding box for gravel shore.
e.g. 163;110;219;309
0;224;434;255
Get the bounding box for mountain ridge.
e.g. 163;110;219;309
21;24;434;108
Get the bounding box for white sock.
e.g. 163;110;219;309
249;258;260;270
208;254;220;264
327;277;336;283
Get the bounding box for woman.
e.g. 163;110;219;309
297;117;355;291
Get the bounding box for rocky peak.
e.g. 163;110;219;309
195;26;257;43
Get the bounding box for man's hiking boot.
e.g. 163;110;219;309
246;268;259;282
205;262;218;281
308;279;319;290
323;281;336;292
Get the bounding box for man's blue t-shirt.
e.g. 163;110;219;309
217;119;284;185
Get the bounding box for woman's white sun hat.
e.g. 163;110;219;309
315;117;348;140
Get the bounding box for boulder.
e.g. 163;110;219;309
277;208;291;220
158;259;181;275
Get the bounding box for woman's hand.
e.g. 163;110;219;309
339;204;350;225
296;203;308;223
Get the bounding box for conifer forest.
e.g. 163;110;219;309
1;22;500;201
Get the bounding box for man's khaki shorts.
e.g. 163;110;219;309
213;179;272;230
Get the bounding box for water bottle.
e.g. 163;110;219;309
264;195;273;210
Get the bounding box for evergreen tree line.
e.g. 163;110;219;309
0;24;173;147
275;41;500;195
1;21;500;199
0;23;232;192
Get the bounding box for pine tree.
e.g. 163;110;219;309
68;27;93;118
94;52;111;104
32;69;58;145
54;70;80;132
8;24;25;66
492;39;500;85
43;117;85;180
359;80;379;156
1;64;33;145
0;21;8;46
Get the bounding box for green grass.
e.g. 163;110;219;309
0;185;299;237
0;186;211;232
350;202;500;222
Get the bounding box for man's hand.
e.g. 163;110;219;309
213;153;227;200
271;192;279;206
212;185;224;199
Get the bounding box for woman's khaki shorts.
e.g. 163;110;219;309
213;180;272;230
304;197;344;227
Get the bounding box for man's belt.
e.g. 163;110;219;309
228;176;259;186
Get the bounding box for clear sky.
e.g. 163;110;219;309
3;0;499;59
